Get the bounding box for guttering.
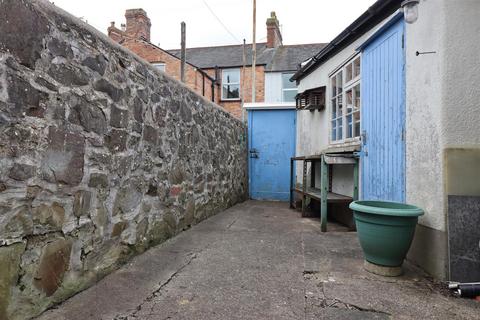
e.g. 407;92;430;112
291;0;403;82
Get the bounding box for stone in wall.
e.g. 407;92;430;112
0;0;248;319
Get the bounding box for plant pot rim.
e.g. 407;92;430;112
349;200;424;217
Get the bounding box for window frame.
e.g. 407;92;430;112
152;62;166;72
281;72;297;103
329;55;361;145
221;68;241;101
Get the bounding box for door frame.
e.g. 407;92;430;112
245;103;297;200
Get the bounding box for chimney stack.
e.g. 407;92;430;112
266;11;282;48
125;9;151;42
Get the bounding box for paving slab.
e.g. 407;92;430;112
36;201;480;320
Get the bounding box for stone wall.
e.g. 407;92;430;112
0;1;248;319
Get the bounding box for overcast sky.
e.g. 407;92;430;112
51;0;376;49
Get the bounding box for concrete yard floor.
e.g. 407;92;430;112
37;201;480;320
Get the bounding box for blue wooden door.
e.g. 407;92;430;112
248;109;296;201
361;17;406;202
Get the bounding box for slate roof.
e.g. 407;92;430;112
168;42;327;72
266;43;327;72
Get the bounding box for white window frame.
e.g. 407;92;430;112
329;55;361;145
281;72;297;103
221;68;241;101
152;62;166;72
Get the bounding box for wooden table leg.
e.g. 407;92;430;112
320;155;329;232
302;160;308;217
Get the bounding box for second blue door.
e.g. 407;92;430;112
248;109;296;201
361;17;406;202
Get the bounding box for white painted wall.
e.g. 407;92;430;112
406;0;480;231
405;0;445;231
441;0;480;148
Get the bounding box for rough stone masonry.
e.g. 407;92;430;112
0;0;248;319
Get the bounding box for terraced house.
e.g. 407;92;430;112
108;9;326;119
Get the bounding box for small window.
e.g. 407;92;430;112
222;68;240;100
152;62;166;72
282;73;297;102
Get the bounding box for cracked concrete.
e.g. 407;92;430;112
35;201;480;320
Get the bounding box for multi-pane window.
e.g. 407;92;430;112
221;68;240;100
330;56;361;142
282;73;297;102
152;62;166;72
331;71;343;141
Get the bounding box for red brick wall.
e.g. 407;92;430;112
203;65;265;119
121;39;215;102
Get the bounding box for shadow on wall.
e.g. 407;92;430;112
0;0;248;319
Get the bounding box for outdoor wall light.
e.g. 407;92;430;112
401;0;420;24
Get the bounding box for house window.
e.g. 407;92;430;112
152;62;166;72
282;73;297;102
330;56;361;142
221;68;240;100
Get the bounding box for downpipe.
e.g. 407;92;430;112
448;282;480;298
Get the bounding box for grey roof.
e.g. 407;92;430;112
168;43;274;69
167;42;327;71
266;43;327;72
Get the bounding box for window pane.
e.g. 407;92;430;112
353;58;361;77
282;73;296;89
222;69;240;84
354;111;361;137
338;96;343;117
346;63;353;82
152;63;165;71
283;89;297;102
346;89;353;114
222;84;240;99
331;77;336;97
331;98;336;119
337;71;343;94
347;114;353;138
354;84;361;111
331;121;337;141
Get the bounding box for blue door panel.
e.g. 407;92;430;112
361;18;406;202
248;110;296;201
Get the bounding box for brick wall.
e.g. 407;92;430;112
204;65;265;119
121;39;216;102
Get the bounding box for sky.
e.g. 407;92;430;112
51;0;377;50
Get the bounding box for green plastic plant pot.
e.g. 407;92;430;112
349;200;424;267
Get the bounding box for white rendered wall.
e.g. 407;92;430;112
441;0;480;148
405;0;445;231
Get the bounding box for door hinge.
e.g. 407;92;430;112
402;33;405;49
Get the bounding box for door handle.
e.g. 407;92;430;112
249;149;259;158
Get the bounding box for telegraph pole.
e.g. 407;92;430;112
180;21;186;83
251;0;256;103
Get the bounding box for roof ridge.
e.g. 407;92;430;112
282;42;328;47
167;42;267;52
